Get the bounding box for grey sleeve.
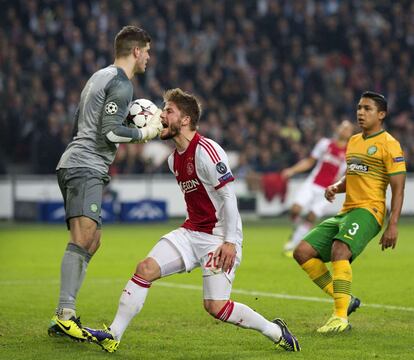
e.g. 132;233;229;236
71;106;80;138
101;78;143;143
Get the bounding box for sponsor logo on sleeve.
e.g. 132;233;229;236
218;172;233;183
105;102;118;115
393;156;405;163
216;162;228;174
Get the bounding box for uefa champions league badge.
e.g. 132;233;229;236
367;145;377;155
216;162;227;174
105;101;118;115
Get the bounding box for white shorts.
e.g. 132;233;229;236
148;227;242;300
293;181;329;218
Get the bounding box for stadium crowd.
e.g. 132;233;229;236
1;0;413;175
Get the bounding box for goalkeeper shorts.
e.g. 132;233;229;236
57;167;110;229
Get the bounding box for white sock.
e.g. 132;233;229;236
109;275;151;340
289;222;312;249
284;217;302;251
216;300;282;342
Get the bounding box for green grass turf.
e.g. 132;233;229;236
0;219;414;359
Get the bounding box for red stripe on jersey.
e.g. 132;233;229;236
199;138;220;163
201;138;221;162
131;274;151;288
199;142;219;163
214;176;235;190
216;300;234;321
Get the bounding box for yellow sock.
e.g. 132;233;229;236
301;258;333;297
332;260;352;319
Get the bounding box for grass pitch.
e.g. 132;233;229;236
0;219;413;359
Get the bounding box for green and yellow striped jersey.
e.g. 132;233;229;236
341;130;406;226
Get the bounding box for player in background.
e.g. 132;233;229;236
84;88;300;353
281;120;354;257
48;26;163;341
293;92;406;334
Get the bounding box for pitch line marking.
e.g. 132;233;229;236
155;282;414;313
1;278;413;313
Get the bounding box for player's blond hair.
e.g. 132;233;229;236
114;26;151;58
163;88;202;130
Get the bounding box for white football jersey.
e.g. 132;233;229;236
167;133;242;245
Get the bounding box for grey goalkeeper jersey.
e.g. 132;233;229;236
57;65;136;174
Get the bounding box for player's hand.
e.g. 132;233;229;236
379;224;398;251
325;184;338;202
213;242;236;273
140;109;163;142
281;168;294;179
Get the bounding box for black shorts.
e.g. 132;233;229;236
57;167;110;229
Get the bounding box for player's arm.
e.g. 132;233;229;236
325;176;346;202
101;79;161;143
281;157;316;179
379;141;407;250
379;173;405;251
104;111;162;143
214;183;238;272
283;138;328;178
196;141;237;272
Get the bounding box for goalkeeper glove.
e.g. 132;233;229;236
140;109;163;142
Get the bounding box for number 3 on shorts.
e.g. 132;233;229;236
348;222;360;236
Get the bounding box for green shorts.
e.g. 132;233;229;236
57;167;110;229
303;208;381;262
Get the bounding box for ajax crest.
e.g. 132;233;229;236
186;162;194;175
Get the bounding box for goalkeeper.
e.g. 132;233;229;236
47;26;162;342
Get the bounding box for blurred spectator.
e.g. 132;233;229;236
32;113;65;174
110;144;147;175
1;0;413;175
280;117;302;143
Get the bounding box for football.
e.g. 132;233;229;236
126;98;158;128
